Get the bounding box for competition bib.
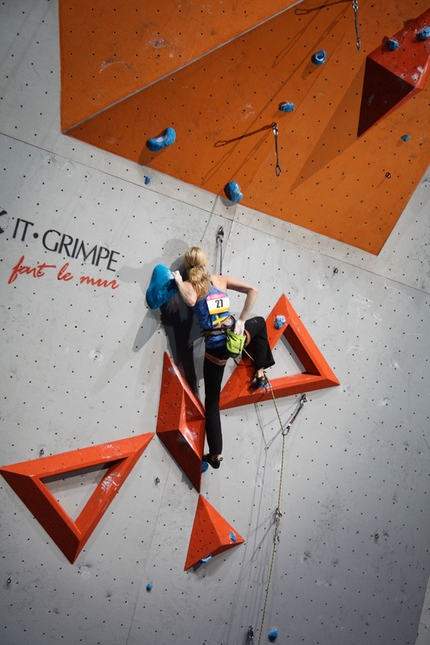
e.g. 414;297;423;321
206;292;230;328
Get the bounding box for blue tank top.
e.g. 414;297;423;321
193;284;232;348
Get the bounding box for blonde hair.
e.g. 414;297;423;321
184;246;211;299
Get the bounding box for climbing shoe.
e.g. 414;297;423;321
250;374;270;390
203;454;223;469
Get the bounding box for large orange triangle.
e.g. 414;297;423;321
0;434;154;563
184;495;244;570
219;294;339;409
156;353;206;492
357;8;430;136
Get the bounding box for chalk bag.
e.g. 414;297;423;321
225;330;246;357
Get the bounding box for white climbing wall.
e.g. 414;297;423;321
1;2;430;645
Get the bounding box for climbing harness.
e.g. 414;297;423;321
255;382;308;645
272;123;282;176
352;0;361;51
216;226;224;274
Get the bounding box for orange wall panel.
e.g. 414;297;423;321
62;0;430;254
60;0;301;130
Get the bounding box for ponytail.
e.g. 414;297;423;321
184;247;211;299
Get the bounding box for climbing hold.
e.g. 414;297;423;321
268;628;278;642
144;176;151;185
278;101;295;113
274;315;286;329
311;50;326;65
229;531;237;543
146;583;153;592
224;181;243;204
200;555;212;564
202;460;209;473
387;38;399;51
417;26;430;41
146;264;179;309
146;127;176;152
401;134;411;141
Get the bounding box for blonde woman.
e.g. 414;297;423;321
173;246;274;469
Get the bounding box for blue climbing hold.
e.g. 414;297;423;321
401;134;411;141
387;38;399;50
224;181;243;203
229;532;237;543
278;101;295;113
202;460;209;473
146;264;179;309
311;50;326;65
417;26;430;41
274;315;286;329
268;628;278;642
200;555;212;564
144;175;151;185
146;127;176;152
146;583;153;592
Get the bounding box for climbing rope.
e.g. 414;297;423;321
256;384;307;644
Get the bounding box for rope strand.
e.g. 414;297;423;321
255;380;308;645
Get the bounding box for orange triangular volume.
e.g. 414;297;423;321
156;353;206;492
358;8;430;136
0;434;154;563
184;495;244;570
219;294;339;410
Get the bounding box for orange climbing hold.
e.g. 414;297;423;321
156;353;206;492
219;294;339;409
0;434;154;563
184;495;244;570
358;8;430;135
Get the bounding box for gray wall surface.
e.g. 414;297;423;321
1;2;429;644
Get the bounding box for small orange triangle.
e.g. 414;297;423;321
219;294;339;409
156;353;206;492
184;495;244;570
0;434;154;563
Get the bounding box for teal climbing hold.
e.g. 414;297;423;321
278;101;295;113
311;50;326;65
387;38;399;50
224;181;243;203
274;315;286;329
146;264;178;309
200;555;212;564
146;127;176;152
417;26;430;41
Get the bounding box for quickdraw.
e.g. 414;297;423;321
272;122;282;176
352;0;361;51
216;226;224;275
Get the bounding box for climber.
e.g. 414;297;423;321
173;246;274;469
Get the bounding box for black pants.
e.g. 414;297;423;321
204;316;275;455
